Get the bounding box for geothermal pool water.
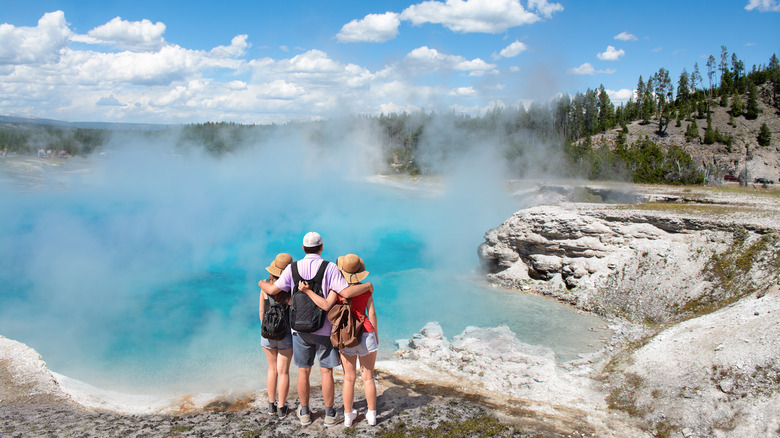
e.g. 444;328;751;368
0;142;608;396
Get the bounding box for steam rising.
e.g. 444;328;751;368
0;120;602;395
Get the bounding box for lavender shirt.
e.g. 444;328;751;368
274;253;348;336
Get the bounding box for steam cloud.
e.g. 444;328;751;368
0;119;525;394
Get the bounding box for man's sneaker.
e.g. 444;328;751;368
324;412;340;427
267;401;277;416
344;410;358;427
296;406;312;426
366;409;377;426
277;404;289;419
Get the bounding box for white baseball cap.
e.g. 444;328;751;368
302;231;323;247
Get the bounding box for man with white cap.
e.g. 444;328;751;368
258;231;372;426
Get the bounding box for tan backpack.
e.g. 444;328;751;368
327;298;364;349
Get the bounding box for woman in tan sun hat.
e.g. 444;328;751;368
299;253;379;427
258;253;294;419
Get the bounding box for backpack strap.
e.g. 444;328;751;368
291;260;330;293
291;262;301;287
312;260;330;284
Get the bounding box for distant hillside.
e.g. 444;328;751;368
590;83;780;183
0;115;169;131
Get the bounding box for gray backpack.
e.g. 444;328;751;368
289;262;329;332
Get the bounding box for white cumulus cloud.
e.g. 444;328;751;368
400;0;553;33
75;16;166;52
607;88;634;103
492;40;528;60
614;31;637;41
597;45;625;61
404;46;496;76
209;35;250;58
568;63;595;75
567;62;615;75
449;86;476;96
528;0;564;18
337;12;401;43
0;10;72;65
745;0;780;11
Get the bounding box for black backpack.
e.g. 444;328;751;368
289;261;329;333
261;294;289;340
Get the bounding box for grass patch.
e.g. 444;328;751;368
678;232;779;319
612;202;759;216
653;420;680;438
606;372;645;417
167;425;193;435
376;413;513;438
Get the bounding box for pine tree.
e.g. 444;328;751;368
691;62;702;92
641;76;655;124
730;92;743;117
597;84;615;132
758;123;772;146
745;81;760;120
703;114;716;144
677;69;690;117
636;76;646;122
720;46;730;91
769;54;780;109
654;68;674;135
685;118;700;142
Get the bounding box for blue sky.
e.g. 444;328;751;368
1;0;778;124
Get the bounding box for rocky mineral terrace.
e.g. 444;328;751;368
467;183;779;436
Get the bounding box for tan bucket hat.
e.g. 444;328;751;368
337;254;369;284
266;253;293;277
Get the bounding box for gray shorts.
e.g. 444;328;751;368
340;331;378;357
292;332;340;369
261;332;293;350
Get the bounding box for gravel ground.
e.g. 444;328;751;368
0;372;570;438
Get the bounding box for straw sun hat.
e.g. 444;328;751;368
266;253;293;277
337;254;369;284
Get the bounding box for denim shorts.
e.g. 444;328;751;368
292;332;340;369
340;331;378;357
261;332;293;350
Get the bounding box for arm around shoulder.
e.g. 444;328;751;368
258;279;283;296
339;282;372;299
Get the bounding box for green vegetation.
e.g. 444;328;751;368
167;424;193;435
685;232;780;318
376;413;511;438
0;125;108;156
758;122;772;146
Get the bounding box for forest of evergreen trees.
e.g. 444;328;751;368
2;48;777;186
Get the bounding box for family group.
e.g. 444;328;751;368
257;231;379;428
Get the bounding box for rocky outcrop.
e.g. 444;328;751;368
478;185;780;324
469;184;780;436
0;335;71;407
387;322;645;437
610;285;780;437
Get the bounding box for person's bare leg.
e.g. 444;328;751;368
297;367;311;407
340;353;358;414
262;348;278;404
321;366;335;408
359;351;377;410
277;349;293;406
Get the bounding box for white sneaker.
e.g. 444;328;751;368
366;409;377;426
344;409;358;427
